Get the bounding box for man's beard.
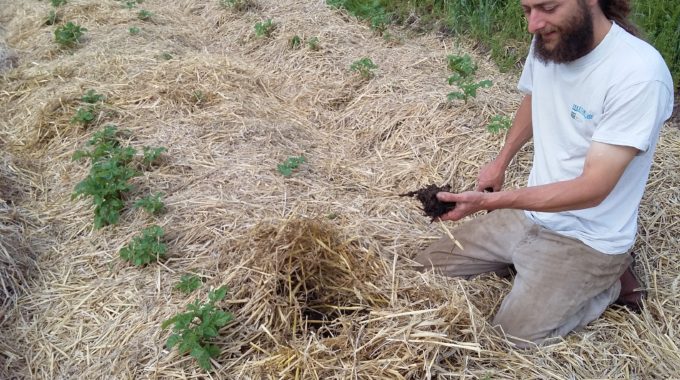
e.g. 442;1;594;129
534;1;595;64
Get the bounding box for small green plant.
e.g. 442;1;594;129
192;90;204;103
446;54;493;103
129;26;140;35
71;106;96;125
307;36;320;51
45;10;59;25
350;57;378;79
142;146;167;166
137;9;152;20
219;0;253;11
289;35;302;49
277;156;305;177
81;89;104;104
162;286;233;371
119;225;167;266
51;0;67;6
54;22;87;48
254;19;275;38
175;274;203;294
124;0;137;9
134;192;165;215
72;125;139;229
486;115;512;134
160;52;173;60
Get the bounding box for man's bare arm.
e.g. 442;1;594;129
441;142;639;220
477;94;533;191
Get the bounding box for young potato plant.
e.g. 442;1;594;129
162;286;233;371
142;146;167;166
307;36;320;51
72;126;138;229
254;19;275;38
137;9;152;21
277;156;305;177
350;57;378;80
486;115;512;134
175;274;203;294
81;89;105;104
54;22;87;48
446;54;493;103
71;106;96;125
219;0;255;12
119;225;167;266
134;192;165;215
289;35;302;49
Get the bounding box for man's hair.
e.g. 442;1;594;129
599;0;639;36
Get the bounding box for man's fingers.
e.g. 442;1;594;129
436;192;457;202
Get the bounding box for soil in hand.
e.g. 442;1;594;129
400;184;456;221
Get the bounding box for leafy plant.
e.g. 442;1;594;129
175;274;203;294
72;125;139;229
81;89;104;104
307;36;320;51
129;26;140;35
254;19;275;38
45;10;59;25
142;146;167;166
162;286;233;371
51;0;67;6
119;225;167;266
159;52;173;60
289;35;302;49
137;9;152;20
446;54;493;103
277;156;305;177
350;57;378;79
54;22;87;47
71;106;96;125
486;115;512;134
219;0;254;11
124;0;137;9
134;192;165;215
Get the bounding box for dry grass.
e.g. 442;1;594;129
0;0;678;378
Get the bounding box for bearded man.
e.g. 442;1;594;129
416;0;674;347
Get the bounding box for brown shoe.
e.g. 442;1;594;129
614;265;646;313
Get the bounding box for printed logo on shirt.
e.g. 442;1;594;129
570;104;593;122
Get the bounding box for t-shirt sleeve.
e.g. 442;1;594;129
591;80;673;152
517;39;535;95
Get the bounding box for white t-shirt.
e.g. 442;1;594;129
518;22;674;254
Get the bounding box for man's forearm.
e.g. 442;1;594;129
496;95;533;168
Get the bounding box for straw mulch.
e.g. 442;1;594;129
0;0;678;378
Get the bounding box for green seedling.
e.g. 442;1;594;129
254;19;275;38
192;90;204;103
54;22;87;47
160;52;173;60
71;106;96;125
45;10;59;25
124;0;137;9
162;286;233;371
51;0;67;6
142;146;167;166
119;225;167;266
72;125;139;229
137;9;152;20
219;0;253;11
350;57;378;79
175;274;203;294
486;115;512;134
289;35;302;49
277;156;305;177
81;89;104;104
134;192;165;215
307;36;320;51
129;26;140;35
446;54;493;103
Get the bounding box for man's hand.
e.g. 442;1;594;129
436;191;487;221
476;159;506;192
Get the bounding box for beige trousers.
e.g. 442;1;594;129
415;209;632;347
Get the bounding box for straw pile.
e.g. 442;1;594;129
0;0;678;378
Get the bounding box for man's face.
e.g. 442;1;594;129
522;0;595;63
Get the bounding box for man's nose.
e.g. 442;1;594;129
527;10;546;33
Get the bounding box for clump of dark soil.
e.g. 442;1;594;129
400;184;456;221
